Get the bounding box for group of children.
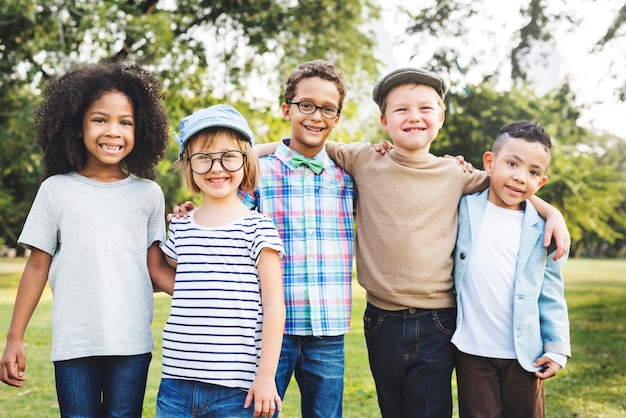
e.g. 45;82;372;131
0;58;570;418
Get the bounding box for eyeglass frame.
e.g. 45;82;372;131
286;100;341;119
187;150;247;174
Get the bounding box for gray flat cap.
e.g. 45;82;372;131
372;67;448;108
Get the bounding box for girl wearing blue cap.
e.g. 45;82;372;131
0;62;169;417
152;105;285;418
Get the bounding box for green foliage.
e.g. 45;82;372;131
434;82;626;256
545;258;626;417
1;0;625;255
0;85;41;248
546;133;626;256
598;3;626;101
434;83;583;166
0;0;381;245
545;143;625;247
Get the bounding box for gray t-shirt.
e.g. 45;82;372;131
18;172;165;361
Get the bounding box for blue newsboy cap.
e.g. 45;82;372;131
175;104;255;159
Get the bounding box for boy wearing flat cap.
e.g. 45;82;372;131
324;68;570;417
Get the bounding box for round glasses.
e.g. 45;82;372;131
188;150;246;174
286;100;341;119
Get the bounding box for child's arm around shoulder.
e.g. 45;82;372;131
324;141;374;174
244;247;285;417
254;142;279;157
529;196;570;261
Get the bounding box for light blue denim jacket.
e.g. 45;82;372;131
453;189;571;372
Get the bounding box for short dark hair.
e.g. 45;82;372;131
493;121;552;155
283;60;346;109
34;62;169;180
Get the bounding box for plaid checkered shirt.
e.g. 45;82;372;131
242;139;356;336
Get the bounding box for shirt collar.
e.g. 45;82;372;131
275;138;332;172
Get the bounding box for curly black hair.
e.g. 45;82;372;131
284;60;346;110
34;62;169;180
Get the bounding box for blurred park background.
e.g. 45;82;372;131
1;0;625;259
1;1;626;417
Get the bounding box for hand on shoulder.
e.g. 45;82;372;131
166;201;196;221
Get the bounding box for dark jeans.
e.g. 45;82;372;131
54;353;151;418
364;303;456;418
455;350;544;418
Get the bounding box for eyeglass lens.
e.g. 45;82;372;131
293;101;339;119
189;150;245;174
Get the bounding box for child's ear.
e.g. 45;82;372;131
282;102;291;120
380;114;389;132
482;151;494;173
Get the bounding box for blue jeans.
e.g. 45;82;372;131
54;353;151;418
156;378;251;418
364;303;456;418
274;334;344;418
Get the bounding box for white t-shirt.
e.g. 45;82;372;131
18;172;165;361
452;202;524;359
161;210;284;391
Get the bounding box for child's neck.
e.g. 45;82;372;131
287;138;323;158
78;165;128;182
391;144;431;161
194;195;250;227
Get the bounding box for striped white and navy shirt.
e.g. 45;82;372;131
160;210;284;391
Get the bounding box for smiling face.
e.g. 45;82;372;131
80;90;135;179
188;133;246;202
282;76;342;157
483;137;550;210
380;83;445;159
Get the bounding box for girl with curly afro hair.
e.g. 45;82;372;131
0;61;173;417
35;61;169;180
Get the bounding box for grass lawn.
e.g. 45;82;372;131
0;257;625;417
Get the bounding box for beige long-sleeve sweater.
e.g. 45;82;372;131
326;142;489;310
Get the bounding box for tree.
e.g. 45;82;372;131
596;1;626;101
394;0;626;256
433;82;624;254
0;0;381;247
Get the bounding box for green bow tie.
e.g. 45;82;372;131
292;154;324;174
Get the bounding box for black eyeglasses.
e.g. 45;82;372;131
286;100;341;119
187;150;246;174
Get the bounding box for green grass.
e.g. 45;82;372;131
1;258;625;417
